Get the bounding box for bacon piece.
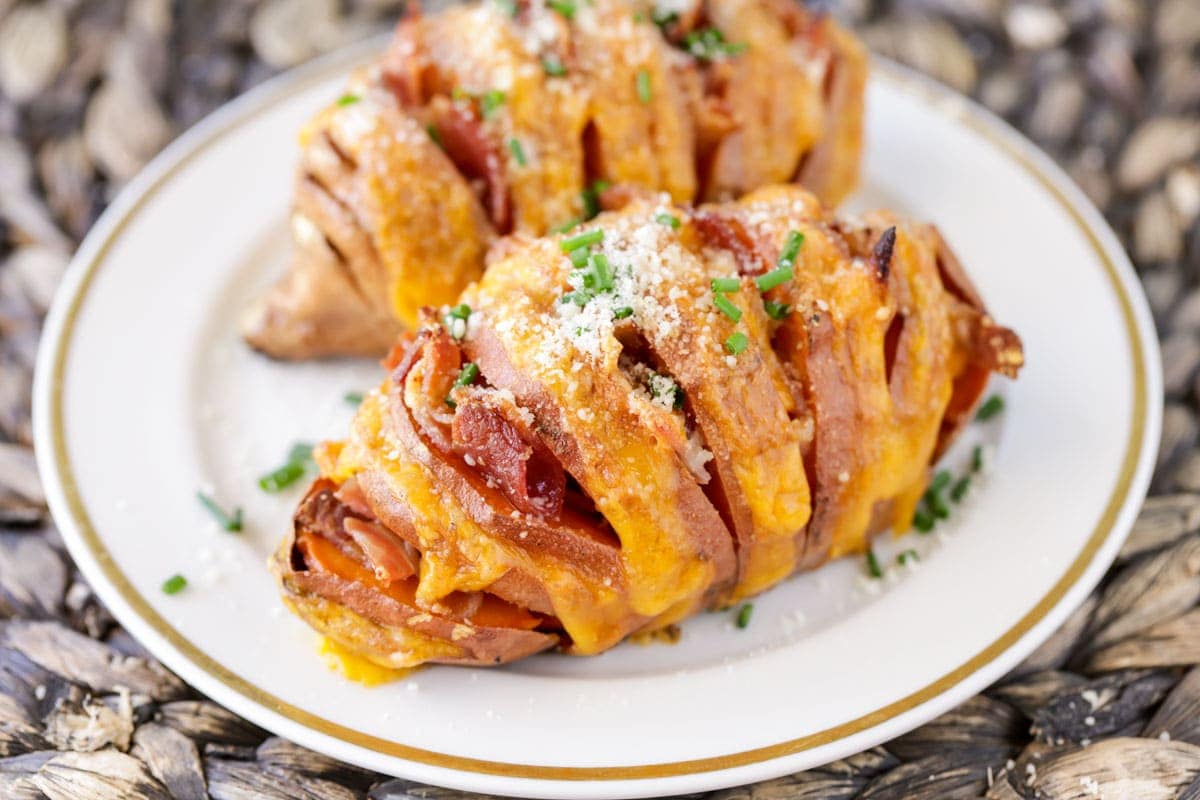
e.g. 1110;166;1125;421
451;393;565;518
380;19;427;107
395;328;462;452
342;517;419;582
692;211;773;275
426;98;512;233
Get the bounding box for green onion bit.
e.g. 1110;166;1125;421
197;492;242;532
508;137;527;166
866;549;883;578
561;228;604;252
636;68;652;103
764;300;791;320
976;394;1005;421
713;292;742;322
724;331;748;355
162;574;187;595
755;265;793;292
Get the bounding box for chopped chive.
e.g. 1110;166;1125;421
455;363;480;388
259;461;306;492
636;68;652;103
495;0;518;17
344;391;365;406
897;548;919;566
950;475;971;503
541;55;567;76
711;276;741;293
581;180;609;220
553;217;582;234
655;213;680;229
569;247;591;268
613;306;634;320
448;303;472;320
971;444;984;472
445;396;457;409
673;384;686;410
652;8;678;28
197;492;242;532
508;137;527;166
976;394;1005;421
913;507;935;533
927;491;950;520
928;469;952;494
161;574;187;595
682;27;747;61
735;603;753;628
561;228;604;252
480;89;507;117
713;292;742;322
778;230;804;267
426;123;442;147
547;0;576;18
763;299;792;320
754;265;793;292
561;289;594;306
866;549;883;578
336;93;360;107
589;253;614;291
288;442;315;465
724;331;748;355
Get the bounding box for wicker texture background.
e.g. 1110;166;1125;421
0;0;1198;797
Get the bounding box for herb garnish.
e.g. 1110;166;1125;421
713;292;742;322
508;138;528;166
547;0;576;18
866;549;883;578
197;492;242;532
976;394;1005;421
682;27;747;61
561;229;604;252
258;443;314;492
636;69;652;103
162;574;187;595
763;300;791;320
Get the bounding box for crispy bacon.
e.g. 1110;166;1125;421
693;211;773;274
427;98;512;233
451;393;565;518
395;328;462;451
380;20;427;107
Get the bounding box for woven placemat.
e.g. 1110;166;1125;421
1;0;1198;797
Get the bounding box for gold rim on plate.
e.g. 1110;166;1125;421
40;50;1150;781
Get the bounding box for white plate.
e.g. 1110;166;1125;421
34;40;1160;799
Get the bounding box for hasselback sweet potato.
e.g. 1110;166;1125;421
272;185;1023;668
243;0;867;359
